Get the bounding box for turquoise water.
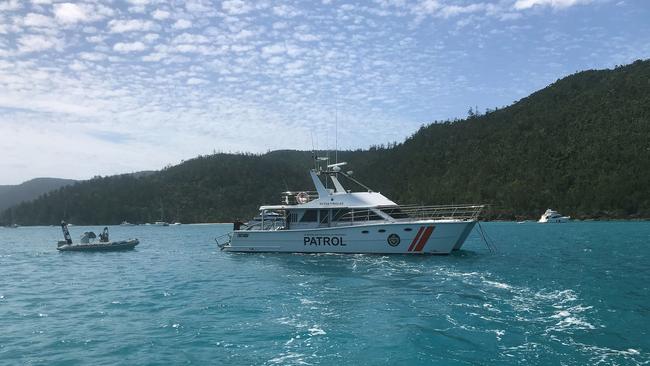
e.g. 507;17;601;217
0;222;648;365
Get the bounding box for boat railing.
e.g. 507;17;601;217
336;209;382;223
242;219;286;231
336;204;484;224
398;204;484;221
280;191;319;205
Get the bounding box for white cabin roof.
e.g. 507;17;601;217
260;191;397;211
259;165;399;211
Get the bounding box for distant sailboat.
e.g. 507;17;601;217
8;208;19;228
154;200;169;226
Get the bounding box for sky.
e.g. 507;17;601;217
0;0;649;184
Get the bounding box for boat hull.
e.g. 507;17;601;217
538;217;570;223
223;221;477;254
57;239;139;252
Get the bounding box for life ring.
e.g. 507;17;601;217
296;192;309;204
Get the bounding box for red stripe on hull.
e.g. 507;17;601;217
408;227;425;252
414;226;435;252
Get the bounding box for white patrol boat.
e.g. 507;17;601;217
216;159;484;255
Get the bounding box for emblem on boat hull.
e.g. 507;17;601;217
387;233;400;246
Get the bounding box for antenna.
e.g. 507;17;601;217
311;131;316;171
335;95;338;164
339;170;373;192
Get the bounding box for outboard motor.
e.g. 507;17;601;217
80;231;96;244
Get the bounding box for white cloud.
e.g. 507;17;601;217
174;44;198;53
143;33;159;43
86;35;106;43
272;21;288;30
222;0;253;15
438;4;487;18
231;44;254;52
79;52;106;61
108;19;156;33
514;0;593;10
23;13;55;28
295;33;321;42
113;41;147;53
52;3;112;24
232;29;255;39
185;0;214;14
187;77;208;85
142;52;166;62
172;19;192;30
266;56;285;65
273;5;300;17
69;60;86;71
152;9;170;20
0;0;20;11
261;43;285;58
173;33;210;44
128;5;147;14
17;34;62;53
53;3;87;24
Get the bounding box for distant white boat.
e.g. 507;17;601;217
538;209;570;223
154;221;169;226
172;222;182;226
120;221;136;226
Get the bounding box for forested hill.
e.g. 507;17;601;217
0;178;76;212
2;60;649;225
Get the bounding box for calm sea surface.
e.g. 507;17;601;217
1;222;648;365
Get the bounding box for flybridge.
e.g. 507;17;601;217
265;161;397;210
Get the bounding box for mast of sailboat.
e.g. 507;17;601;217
159;199;164;222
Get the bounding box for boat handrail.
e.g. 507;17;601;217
398;204;484;221
336;204;484;223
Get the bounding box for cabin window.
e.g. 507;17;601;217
361;230;369;234
333;208;351;222
319;209;330;224
404;228;413;232
378;229;386;233
300;210;317;222
364;211;382;221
